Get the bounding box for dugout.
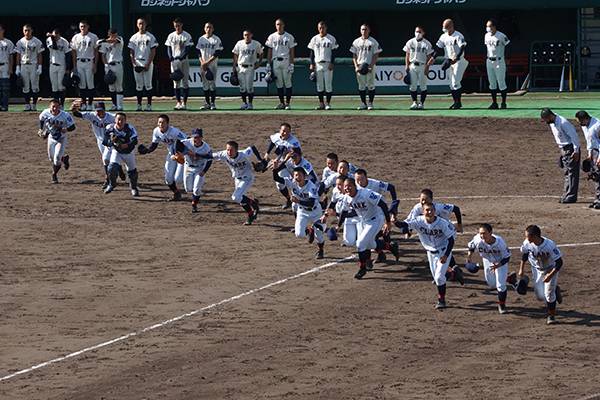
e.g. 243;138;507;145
2;0;600;98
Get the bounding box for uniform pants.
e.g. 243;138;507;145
356;213;385;252
295;208;325;244
356;68;376;91
273;58;292;89
486;59;507;91
482;259;508;292
110;151;136;171
21;64;40;93
342;216;361;246
232;176;254;203
408;63;428;91
171;59;190;89
76;60;95;89
560;148;580;202
107;63;124;92
184;165;206;196
238;65;255;93
164;153;184;185
134;62;154;91
48;136;67;166
95;137;111;165
449;58;469;90
531;267;559;303
201;62;217;91
427;250;452;286
49;64;66;91
315;62;333;93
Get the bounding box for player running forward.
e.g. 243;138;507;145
171;128;212;213
325;177;393;279
263;123;302;208
38;99;76;183
103;112;140;197
71;100;126;189
201;141;264;225
466;223;517;314
273;166;325;259
405;188;463;232
323;175;360;247
396;202;457;309
137;114;187;201
518;225;564;325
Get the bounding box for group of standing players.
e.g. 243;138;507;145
36;102;568;325
0;16;512;112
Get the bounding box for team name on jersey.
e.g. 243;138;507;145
272;38;291;47
314;42;334;49
227;159;247;170
240;48;257;56
198;42;217;50
477;245;501;255
418;227;444;236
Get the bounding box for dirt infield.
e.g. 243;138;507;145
1;112;600;399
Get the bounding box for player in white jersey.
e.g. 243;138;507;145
165;18;194;110
70;20;99;111
45;29;71;107
324;175;361;247
272;147;319;211
327;178;393;279
0;24;15;112
196;22;223;110
103;112;140;197
265;18;297;110
274;167;326;259
466;223;516;314
320;160;357;195
38;99;76;184
232;29;263;110
71;100;125;189
518;225;564;325
321;153;359;185
308;21;338;110
128;18;158;111
403;26;435;110
262;123;301;208
484;20;510;109
169;128;212;213
98;28;125;111
350;24;382;111
541;108;581;203
137;114;188;201
396;202;457;309
404;188;463;231
575;110;600;209
435;19;469;109
206;141;264;225
15;24;44;111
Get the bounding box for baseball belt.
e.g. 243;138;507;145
78;58;91;62
22;62;32;65
52;63;61;66
275;57;285;61
411;61;422;66
317;60;329;63
109;61;122;65
488;57;502;61
240;64;251;68
0;63;5;66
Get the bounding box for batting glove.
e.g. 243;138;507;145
37;65;42;75
288;64;295;74
15;65;21;76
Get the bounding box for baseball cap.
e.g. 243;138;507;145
540;108;554;119
94;101;106;111
191;128;203;137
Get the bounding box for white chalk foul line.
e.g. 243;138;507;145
0;255;355;383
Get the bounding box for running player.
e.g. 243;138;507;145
103;112;140;197
38;99;76;183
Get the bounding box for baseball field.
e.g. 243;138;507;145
1;92;600;399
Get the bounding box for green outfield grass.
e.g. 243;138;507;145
7;92;600;118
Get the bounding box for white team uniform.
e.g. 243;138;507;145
350;36;382;91
468;234;511;292
165;30;193;89
196;34;223;92
15;36;44;94
484;30;510;91
436;31;469;90
281;177;324;243
322;170;356;191
549;115;580;152
322;162;359;184
98;37;125;94
106;123;138;171
0;38;14;80
80;111;116;165
265;32;296;89
128;31;158;91
307;33;338;93
359;178;390;195
70;32;98;90
180;139;212;197
46;36;70;92
39;109;75;166
331;187;360;246
212;147;256;203
404;215;456;285
151;126;188;185
403;37;434;91
406;202;455;221
269;132;302;190
339;188;385;252
284;157;317;182
232;39;263;94
581;116;600;158
520;238;562;303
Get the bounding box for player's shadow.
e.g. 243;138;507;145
258;222;297;233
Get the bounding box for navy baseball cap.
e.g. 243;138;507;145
191;128;203;137
94;101;106;111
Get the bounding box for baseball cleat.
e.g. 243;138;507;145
357;103;367;110
500;102;507;109
31;104;38;111
453;266;465;285
546;315;558;325
23;104;32;112
315;248;324;259
498;304;507;314
131;188;140;197
365;259;374;271
170;191;183;202
281;199;292;210
417;103;424;110
240;103;248;110
104;184;115;194
173;103;181;110
192;204;199;213
136;104;143;111
51;174;58;184
180;104;187;111
488;102;499;109
200;103;211;110
435;300;447;309
367;102;374;110
325;104;332;110
354;267;367;280
449;103;459;109
210;103;217;110
252;199;260;220
284;104;291;110
316;103;325;110
375;251;387;263
61;155;70;170
145;104;152;112
244;215;253;225
307;227;315;244
102;180;109;190
556;286;563;304
410;101;419;110
275;103;286;110
246;103;254;110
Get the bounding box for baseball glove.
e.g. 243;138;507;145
170;69;184;82
464;262;480;274
37;128;49;139
309;71;317;82
441;58;452;71
111;133;125;146
134;66;145;73
252;159;269;173
70;72;81;87
205;68;214;81
171;153;185;164
138;144;149;155
403;71;411;85
70;99;82;112
104;69;117;85
265;70;276;84
516;275;529;295
358;63;370;75
229;70;239;86
62;74;72;88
